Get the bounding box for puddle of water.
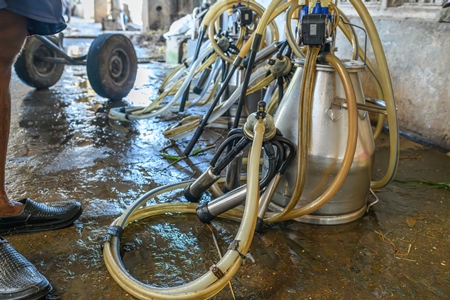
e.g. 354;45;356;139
121;214;238;288
42;145;109;172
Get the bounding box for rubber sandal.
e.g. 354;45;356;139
0;198;82;235
0;237;52;300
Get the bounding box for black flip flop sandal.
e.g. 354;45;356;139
0;237;52;300
0;198;82;235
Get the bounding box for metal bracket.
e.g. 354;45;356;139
104;225;124;242
210;265;225;279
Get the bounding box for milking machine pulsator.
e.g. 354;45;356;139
103;0;399;298
14;33;138;101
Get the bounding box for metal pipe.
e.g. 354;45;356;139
223;155;243;193
35;36;84;64
184;166;221;202
256;173;281;232
179;28;207;112
196;185;247;223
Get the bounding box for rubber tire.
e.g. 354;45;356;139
86;34;137;101
14;36;65;89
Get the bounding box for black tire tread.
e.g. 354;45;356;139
86;34;137;100
14;36;65;89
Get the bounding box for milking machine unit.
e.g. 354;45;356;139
263;1;376;225
103;0;400;298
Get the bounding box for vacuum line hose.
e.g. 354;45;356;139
349;0;399;189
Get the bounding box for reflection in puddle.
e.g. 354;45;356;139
122;215;237;288
42;145;109;172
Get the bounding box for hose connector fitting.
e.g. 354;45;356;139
243;104;276;141
215;34;230;52
266;56;292;78
193;66;212;95
196;202;215;223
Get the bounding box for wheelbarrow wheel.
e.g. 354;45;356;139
14;36;65;89
86;34;137;101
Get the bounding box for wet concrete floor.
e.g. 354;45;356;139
5;54;450;299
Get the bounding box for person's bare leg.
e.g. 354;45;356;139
0;9;28;217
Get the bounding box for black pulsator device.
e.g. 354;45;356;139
235;7;253;26
301;14;327;45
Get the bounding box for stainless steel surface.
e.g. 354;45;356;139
333;96;387;116
269;60;375;224
187;166;220;199
207;184;247;217
295;205;368;225
257;174;281;219
365;97;387;108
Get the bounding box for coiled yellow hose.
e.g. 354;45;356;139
104;119;265;300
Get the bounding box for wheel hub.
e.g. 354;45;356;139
33;46;56;75
109;50;129;83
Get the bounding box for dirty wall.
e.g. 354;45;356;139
334;17;450;150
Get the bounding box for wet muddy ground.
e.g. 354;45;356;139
5;35;450;299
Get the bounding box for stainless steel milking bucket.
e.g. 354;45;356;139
269;59;375;225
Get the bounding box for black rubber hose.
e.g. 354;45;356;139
227;128;244;137
270;139;285;172
220;56;230;82
183;61;240;156
260;142;277;188
193;66;212;95
274;136;297;174
276;40;289;59
232;33;263;129
277;77;284;105
179;28;206;112
211;137;250;174
285;42;292;59
209;132;245;167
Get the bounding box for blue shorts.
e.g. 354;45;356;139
0;0;66;35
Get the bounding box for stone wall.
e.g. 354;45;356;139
335;16;450;150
